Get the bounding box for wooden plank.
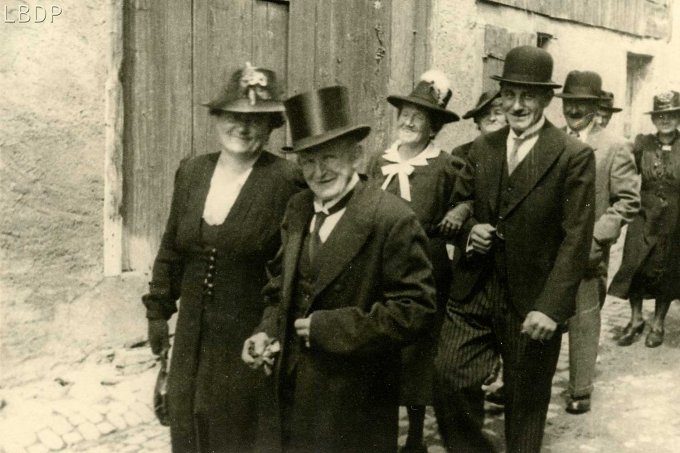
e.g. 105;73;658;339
104;0;124;276
388;0;417;145
287;0;316;96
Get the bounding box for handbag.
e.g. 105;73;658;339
153;348;171;426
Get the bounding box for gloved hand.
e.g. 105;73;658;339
148;319;170;355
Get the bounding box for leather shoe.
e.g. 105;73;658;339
645;327;664;348
617;321;645;346
399;443;428;453
565;395;591;414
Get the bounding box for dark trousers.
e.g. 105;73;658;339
434;270;562;453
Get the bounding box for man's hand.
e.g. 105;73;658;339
469;224;496;254
148;319;170;355
521;311;558;341
242;332;272;368
294;316;312;348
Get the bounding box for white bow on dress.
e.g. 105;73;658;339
380;140;440;201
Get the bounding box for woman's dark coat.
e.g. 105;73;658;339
610;132;680;300
143;151;303;452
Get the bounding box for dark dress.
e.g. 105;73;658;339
610;131;680;301
143;151;303;452
368;146;465;404
450;141;473;160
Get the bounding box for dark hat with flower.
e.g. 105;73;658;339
645;90;680;115
202;62;285;117
462;89;501;120
598;90;622;113
387;69;460;123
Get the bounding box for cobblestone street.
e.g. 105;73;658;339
2;290;679;453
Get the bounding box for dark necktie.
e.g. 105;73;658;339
309;189;354;262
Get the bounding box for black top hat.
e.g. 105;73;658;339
202;62;285;114
645;90;680;115
283;86;371;153
491;46;561;88
599;90;622;113
387;70;459;123
462;89;501;120
556;71;602;100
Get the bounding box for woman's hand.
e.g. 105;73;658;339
437;204;472;237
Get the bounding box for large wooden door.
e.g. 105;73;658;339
122;0;430;272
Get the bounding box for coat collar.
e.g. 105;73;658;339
281;180;376;311
483;120;567;218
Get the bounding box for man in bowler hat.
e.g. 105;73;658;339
596;90;623;128
433;46;596;452
242;86;436;452
557;71;640;414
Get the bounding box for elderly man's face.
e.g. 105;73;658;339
476;98;507;135
563;98;599;132
500;83;552;134
215;112;273;155
298;138;359;202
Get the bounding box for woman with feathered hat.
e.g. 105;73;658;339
367;69;468;453
142;63;303;452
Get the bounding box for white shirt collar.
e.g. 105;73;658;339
382;140;440;165
313;173;360;214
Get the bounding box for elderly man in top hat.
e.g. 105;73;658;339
451;89;507;159
557;71;640;414
242;86;436;453
596;90;623;128
433;46;596;453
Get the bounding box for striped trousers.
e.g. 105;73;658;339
434;269;562;453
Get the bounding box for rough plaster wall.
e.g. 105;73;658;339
431;0;680;147
0;1;108;384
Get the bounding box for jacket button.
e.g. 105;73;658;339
207;273;213;279
209;256;216;262
208;264;215;270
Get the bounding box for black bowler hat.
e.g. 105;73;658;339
462;89;500;120
283;86;371;153
491;46;561;88
556;71;602;100
645;90;680;115
599;90;622;113
202;62;285;115
387;69;459;123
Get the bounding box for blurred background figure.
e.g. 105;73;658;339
451;89;506;159
610;90;680;349
143;63;303;452
596;90;623;128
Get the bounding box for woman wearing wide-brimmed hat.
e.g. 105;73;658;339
367;70;468;453
142;63;303;452
610;90;680;348
451;89;506;159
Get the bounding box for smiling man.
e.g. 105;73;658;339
434;46;596;453
242;86;436;453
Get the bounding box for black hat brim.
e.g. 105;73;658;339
282;124;371;153
645;107;680;115
462;95;500;120
201;98;285;114
600;106;623;113
387;95;460;123
490;75;562;89
555;93;601;100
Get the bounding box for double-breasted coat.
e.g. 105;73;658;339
610;131;680;300
255;181;437;453
143;151;303;452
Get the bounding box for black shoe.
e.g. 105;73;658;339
399;443;428;453
565;395;591;414
645;327;664;348
485;385;505;406
617;321;645;346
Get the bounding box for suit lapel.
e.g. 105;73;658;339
501;121;565;218
282;191;315;312
481;128;508;217
310;181;374;304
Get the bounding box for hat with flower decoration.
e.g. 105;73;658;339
387;69;460;123
645;90;680;115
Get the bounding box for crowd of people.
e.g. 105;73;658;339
142;47;680;452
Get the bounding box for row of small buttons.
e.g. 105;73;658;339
203;247;217;297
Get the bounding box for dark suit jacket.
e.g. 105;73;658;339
256;180;436;453
451;120;596;323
